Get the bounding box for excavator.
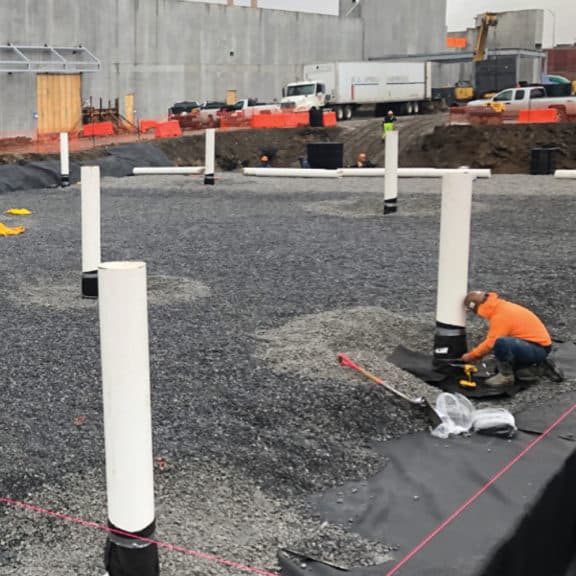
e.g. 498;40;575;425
473;12;498;63
446;12;498;106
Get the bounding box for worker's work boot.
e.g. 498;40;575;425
485;361;515;387
515;365;542;386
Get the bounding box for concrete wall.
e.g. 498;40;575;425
0;0;448;133
476;10;544;51
0;0;364;132
361;0;447;59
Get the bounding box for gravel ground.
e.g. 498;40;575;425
0;172;574;575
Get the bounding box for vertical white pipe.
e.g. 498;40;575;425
60;132;70;187
204;128;215;185
434;172;473;359
81;166;101;298
384;130;399;214
99;261;155;533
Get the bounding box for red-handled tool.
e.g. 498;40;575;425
338;353;442;427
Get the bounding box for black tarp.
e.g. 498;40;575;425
0;142;172;194
387;341;576;400
280;393;576;576
387;345;524;399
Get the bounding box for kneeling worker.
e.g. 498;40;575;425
461;291;552;387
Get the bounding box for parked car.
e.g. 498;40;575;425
225;98;280;115
168;100;200;115
200;100;227;111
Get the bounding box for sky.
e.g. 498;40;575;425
446;0;576;46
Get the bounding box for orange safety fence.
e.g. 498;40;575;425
139;119;158;133
518;108;559;124
323;111;337;127
154;120;182;139
83;121;115;137
449;105;576;126
0;107;341;156
449;106;520;126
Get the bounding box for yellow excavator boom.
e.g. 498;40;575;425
473;12;498;62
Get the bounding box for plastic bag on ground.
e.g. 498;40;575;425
472;408;517;438
431;393;475;439
431;393;516;439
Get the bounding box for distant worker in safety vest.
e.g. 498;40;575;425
382;110;397;140
461;291;552;387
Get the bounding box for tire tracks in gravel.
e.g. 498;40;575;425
337;112;449;167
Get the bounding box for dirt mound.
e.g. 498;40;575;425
155;116;576;174
155;125;346;170
403;123;576;173
152;114;446;171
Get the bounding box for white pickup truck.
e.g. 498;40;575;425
467;86;576;115
227;99;280;115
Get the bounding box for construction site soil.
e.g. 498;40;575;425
2;112;576;173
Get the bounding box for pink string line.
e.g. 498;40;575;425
6;405;574;576
385;401;576;575
0;496;280;576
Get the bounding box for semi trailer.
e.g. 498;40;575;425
281;61;433;120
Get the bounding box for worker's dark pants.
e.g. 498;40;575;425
493;337;550;368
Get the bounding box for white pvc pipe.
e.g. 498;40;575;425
436;172;473;328
244;167;491;179
81;166;101;274
99;261;155;533
554;170;576;179
243;167;341;178
204;128;215;184
132;167;205;175
399;168;491;179
384;130;399;213
339;168;386;177
60;132;70;187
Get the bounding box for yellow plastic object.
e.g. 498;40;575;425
0;222;25;236
459;364;478;388
5;208;32;215
488;102;505;112
455;86;474;101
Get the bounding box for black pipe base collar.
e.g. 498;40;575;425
433;323;467;361
384;199;398;214
81;270;98;299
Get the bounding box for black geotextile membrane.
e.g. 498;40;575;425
387;345;524;399
549;341;576;380
279;393;576;576
0;142;172;194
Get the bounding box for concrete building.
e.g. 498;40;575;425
0;0;446;135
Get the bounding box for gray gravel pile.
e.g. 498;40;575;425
0;172;574;574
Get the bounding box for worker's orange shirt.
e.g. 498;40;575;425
467;292;552;360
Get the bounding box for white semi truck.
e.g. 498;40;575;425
281;61;433;120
